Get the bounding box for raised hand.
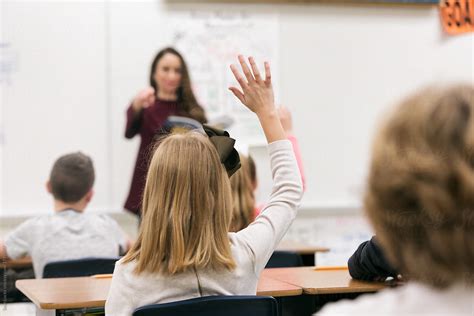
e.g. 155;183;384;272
229;55;275;116
229;55;285;143
132;87;156;112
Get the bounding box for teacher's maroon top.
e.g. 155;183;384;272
124;99;178;214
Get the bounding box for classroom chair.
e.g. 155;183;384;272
133;295;279;316
42;257;119;278
265;251;304;268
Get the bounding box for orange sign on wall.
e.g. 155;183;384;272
440;0;474;35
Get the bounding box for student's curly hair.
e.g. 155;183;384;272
365;84;474;288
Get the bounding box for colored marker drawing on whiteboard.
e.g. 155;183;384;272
168;12;279;147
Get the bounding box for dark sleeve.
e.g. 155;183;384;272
348;236;398;281
125;104;144;139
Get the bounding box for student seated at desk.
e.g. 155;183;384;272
105;56;303;315
0;152;131;278
318;84;474;315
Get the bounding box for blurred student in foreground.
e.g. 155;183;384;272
318;84;474;315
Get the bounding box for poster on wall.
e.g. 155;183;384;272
440;0;474;34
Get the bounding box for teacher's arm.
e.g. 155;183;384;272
125;87;156;139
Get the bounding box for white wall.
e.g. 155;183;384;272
1;0;472;217
1;1;110;216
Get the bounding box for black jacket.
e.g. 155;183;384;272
348;236;398;281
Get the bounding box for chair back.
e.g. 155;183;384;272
265;251;303;268
43;257;119;278
133;295;278;316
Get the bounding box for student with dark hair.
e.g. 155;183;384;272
124;47;207;216
0;152;130;278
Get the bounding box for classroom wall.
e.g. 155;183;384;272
1;0;472;218
260;3;473;210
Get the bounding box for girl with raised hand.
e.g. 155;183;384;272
105;55;303;315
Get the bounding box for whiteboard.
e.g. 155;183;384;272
1;0;473;216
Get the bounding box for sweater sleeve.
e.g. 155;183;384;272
125;104;144;139
287;134;306;191
234;140;304;275
348;236;398;281
4;218;37;259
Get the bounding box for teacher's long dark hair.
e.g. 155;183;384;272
149;47;207;123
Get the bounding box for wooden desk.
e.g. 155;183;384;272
257;275;302;297
17;268;386;316
16;277;109;310
263;267;388;315
16;274;302;312
262;267;386;294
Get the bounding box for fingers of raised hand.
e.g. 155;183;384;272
230;64;249;91
238;55;256;83
248;57;262;82
264;62;271;85
229;87;245;104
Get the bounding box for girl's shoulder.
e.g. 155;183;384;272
114;257;138;276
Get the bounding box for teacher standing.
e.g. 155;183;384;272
124;47;207;215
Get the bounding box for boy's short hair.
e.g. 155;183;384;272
49;152;95;203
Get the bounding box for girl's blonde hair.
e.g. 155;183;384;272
229;155;255;232
122;131;236;275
